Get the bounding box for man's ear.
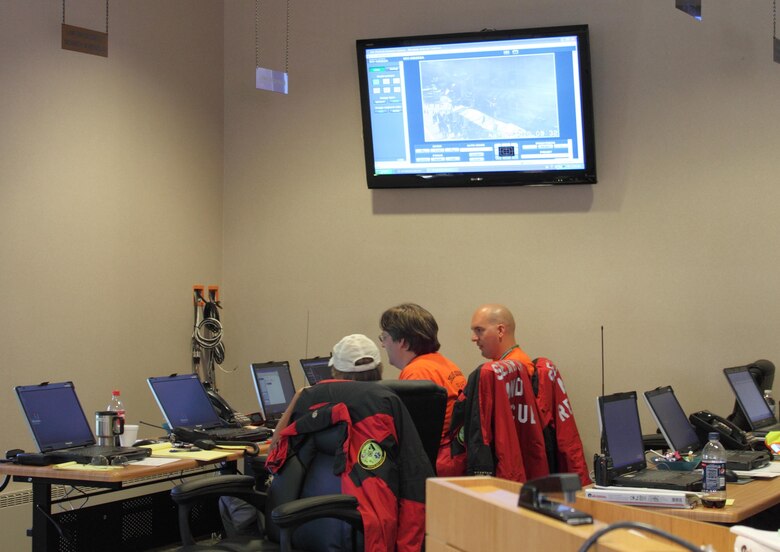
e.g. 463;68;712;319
496;323;506;339
400;338;412;352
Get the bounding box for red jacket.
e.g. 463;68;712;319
266;381;431;552
461;360;549;482
532;357;592;486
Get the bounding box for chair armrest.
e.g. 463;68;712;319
171;475;265;510
271;493;362;528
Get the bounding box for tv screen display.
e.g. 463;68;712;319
356;25;597;189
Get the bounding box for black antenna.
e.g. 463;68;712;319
600;325;605;397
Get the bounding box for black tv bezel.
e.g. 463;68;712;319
356;24;597;190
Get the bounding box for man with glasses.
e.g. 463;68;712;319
379;303;466;476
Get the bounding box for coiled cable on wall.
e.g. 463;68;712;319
193;296;225;365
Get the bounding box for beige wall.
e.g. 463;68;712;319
0;0;224;461
2;0;780;542
219;0;780;464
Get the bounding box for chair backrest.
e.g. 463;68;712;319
266;424;354;550
264;381;433;552
379;379;446;474
460;360;549;482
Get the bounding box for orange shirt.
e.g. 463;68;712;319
399;352;466;441
501;345;535;376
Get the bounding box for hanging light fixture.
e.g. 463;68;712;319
675;0;702;21
61;0;109;57
774;0;779;63
255;0;290;94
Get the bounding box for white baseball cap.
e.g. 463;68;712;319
329;334;381;373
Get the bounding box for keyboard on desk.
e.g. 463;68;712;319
195;426;271;442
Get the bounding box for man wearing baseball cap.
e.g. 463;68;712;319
223;334;384;537
328;333;384;381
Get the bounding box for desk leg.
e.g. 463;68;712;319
30;481;52;552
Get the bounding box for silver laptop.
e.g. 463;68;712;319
724;366;780;438
15;381;151;464
147;374;270;442
597;391;701;491
299;356;332;386
250;361;296;427
643;385;769;470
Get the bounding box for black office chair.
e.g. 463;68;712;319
170;381;432;552
379;379;446;474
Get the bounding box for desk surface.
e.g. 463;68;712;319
0;443;268;486
650;474;780;523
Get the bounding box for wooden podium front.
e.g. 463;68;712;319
427;477;735;552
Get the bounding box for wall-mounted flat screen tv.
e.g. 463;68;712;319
356;25;597;189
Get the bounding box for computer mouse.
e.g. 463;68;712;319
133;439;159;447
725;469;738;483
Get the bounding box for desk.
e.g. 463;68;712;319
0;451;246;552
650;475;780;524
428;477;735;552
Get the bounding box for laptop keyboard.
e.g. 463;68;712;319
206;427;271;441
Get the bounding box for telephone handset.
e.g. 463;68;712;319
689;410;750;450
204;385;253;427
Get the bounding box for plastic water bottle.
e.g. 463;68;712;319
700;432;727;508
107;390;126;446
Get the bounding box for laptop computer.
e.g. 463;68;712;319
147;374;271;442
597;391;701;491
724;365;780;438
643;385;770;470
15;381;151;464
299;356;332;386
250;361;296;427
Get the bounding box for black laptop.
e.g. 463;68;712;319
15;381;151;464
147;374;270;442
597;391;701;491
724;366;780;438
250;361;296;427
299;356;332;386
643;385;770;470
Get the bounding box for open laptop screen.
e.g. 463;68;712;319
643;386;701;454
300;356;332;385
597;391;646;475
15;381;95;452
724;366;776;430
147;374;224;429
251;361;295;421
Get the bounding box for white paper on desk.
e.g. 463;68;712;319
132;457;182;467
734;462;780;479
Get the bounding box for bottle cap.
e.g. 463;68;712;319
708;432;719;440
112;390;120;396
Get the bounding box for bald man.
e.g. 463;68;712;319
470;304;534;374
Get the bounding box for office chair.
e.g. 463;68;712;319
170;381;432;552
459;359;549;482
378;379;446;474
728;359;775;431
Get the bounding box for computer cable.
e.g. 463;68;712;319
577;521;703;552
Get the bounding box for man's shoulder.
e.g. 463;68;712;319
403;353;465;379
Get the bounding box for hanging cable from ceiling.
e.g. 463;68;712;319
774;0;779;63
255;0;290;94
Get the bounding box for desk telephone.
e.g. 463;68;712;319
204;384;261;426
689;410;751;450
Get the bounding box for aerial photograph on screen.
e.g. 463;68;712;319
420;53;560;142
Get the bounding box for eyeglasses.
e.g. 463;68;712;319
90;455;129;467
